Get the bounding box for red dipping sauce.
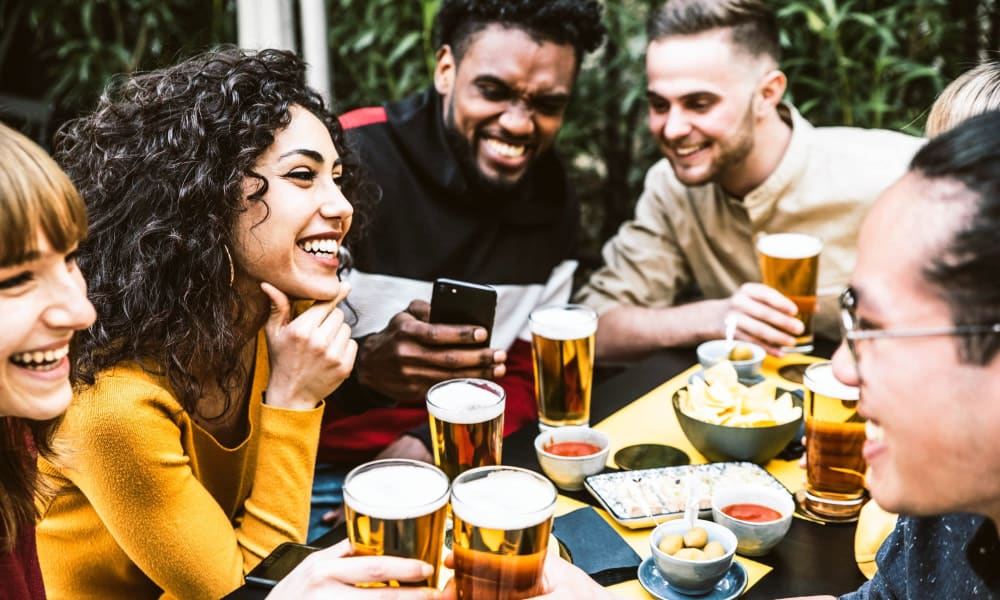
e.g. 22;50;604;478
544;441;602;457
721;503;783;523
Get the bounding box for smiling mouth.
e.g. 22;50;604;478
672;142;710;158
297;238;340;259
865;420;884;442
484;137;526;159
10;345;69;371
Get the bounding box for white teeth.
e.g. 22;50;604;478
298;238;339;257
10;345;69;370
675;144;706;157
865;420;884;442
485;138;525;158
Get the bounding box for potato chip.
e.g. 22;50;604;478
678;366;802;428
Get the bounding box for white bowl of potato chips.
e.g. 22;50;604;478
673;362;803;464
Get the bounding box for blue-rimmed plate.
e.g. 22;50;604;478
638;556;748;600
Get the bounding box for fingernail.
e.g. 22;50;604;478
421;563;434;576
493;365;506;378
474;328;488;342
493;351;506;362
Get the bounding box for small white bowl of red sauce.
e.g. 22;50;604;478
711;483;795;556
534;426;610;491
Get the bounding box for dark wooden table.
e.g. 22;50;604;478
226;339;867;599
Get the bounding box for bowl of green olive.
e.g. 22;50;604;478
696;340;766;383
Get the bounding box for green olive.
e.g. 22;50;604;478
674;547;707;561
658;534;684;556
682;526;709;549
703;541;726;559
728;344;754;361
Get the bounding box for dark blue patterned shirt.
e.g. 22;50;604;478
841;513;999;599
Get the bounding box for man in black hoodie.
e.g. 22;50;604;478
310;0;605;540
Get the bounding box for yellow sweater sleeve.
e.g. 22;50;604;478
38;348;322;600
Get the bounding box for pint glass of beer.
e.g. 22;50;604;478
426;378;505;480
451;466;557;600
343;459;450;587
756;233;822;353
803;361;867;521
529;304;597;429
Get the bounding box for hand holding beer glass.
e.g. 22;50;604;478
426;378;505;480
450;466;557;600
529;304;597;429
802;361;867;521
343;459;451;587
757;233;822;353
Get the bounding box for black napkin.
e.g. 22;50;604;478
552;506;642;586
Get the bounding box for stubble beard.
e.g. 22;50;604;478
443;101;523;194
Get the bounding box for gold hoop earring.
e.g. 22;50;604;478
223;245;235;287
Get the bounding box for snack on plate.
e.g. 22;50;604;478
678;362;801;427
585;462;788;527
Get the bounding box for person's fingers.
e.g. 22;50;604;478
731;292;804;336
260;282;292;329
308;553;434;586
406;299;431;321
405;320;490;347
740;282;799;315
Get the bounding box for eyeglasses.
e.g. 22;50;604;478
839;286;1000;362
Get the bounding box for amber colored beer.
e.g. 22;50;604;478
529;305;597;429
803;362;867;520
343;459;450;587
451;466;557;600
426;378;505;480
757;233;822;353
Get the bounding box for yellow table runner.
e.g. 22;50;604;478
568;354;825;597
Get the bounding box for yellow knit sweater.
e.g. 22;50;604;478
36;332;323;599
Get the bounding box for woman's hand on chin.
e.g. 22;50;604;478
259;281;357;409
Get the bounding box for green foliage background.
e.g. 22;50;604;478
2;0;997;263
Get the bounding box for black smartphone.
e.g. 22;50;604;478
245;542;320;588
429;278;497;346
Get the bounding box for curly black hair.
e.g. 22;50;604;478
55;46;368;416
436;0;606;67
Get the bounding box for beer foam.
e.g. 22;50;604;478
529;306;597;340
804;362;859;401
451;469;556;529
345;464;450;519
756;233;822;259
427;380;505;424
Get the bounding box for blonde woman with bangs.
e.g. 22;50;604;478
0;122;96;599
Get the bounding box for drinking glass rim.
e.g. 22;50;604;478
343;458;451;515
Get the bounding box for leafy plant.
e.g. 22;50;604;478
327;0;437;112
5;0;235;116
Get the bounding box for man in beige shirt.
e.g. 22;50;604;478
575;0;923;361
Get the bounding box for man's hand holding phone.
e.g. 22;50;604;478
356;286;504;403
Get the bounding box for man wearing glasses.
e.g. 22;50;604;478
527;110;1000;599
821;110;1000;598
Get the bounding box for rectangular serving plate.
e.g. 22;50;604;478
584;461;790;529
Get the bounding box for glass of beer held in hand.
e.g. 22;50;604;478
426;378;505;480
451;466;557;600
757;233;823;353
529;304;597;429
343;459;450;587
803;361;867;521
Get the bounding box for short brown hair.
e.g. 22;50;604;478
647;0;780;63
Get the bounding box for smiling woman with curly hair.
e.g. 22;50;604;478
32;47;434;599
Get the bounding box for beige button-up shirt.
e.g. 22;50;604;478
576;105;924;340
